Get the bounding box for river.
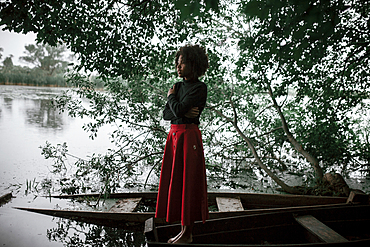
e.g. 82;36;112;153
0;85;369;247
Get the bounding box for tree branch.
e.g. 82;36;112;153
232;120;301;194
128;152;163;166
267;83;323;180
209;106;301;194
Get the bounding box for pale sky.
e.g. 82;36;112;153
0;30;37;65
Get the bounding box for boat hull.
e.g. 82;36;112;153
14;191;358;228
145;204;370;246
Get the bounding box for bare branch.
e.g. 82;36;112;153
128;152;163;166
210;108;234;123
267;83;323;179
144;159;161;188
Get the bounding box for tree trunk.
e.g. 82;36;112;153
211;107;301;194
267;85;324;180
233;123;301;194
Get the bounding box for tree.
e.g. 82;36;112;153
19;43;69;75
237;0;370;178
2;55;13;71
2;0;369;195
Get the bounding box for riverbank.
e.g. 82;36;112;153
0;81;68;87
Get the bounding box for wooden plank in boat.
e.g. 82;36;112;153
346;190;369;204
145;217;159;242
216;197;244;212
109;197;142;213
295;215;348;243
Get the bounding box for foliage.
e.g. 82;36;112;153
2;55;13;70
40;140;144;194
1;0;369;194
238;0;370;173
20;43;69;75
47;219;145;246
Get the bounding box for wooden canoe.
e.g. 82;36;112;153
14;191;366;228
145;203;370;246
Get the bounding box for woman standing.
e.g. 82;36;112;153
155;45;209;244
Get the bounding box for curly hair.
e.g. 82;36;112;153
175;45;209;79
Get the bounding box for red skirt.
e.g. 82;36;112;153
155;124;209;225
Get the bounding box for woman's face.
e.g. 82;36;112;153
177;55;192;80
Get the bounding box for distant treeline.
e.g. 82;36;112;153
0;66;104;88
0;42;105;88
0;70;69;87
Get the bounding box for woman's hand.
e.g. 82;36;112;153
185;107;199;118
167;84;176;97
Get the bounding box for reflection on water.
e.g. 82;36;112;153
25;98;64;129
0;85;66;129
2;96;13;111
0;85;114;194
47;218;146;247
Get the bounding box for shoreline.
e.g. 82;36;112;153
0;81;69;88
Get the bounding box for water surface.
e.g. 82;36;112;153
0;85;146;247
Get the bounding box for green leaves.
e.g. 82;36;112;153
243;0;269;19
174;0;219;20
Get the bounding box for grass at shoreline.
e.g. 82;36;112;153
0;70;104;89
0;81;69;88
0;70;70;87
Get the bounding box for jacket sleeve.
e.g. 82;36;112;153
163;102;175;120
167;83;207;118
162;82;181;121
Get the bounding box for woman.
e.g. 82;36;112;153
155;45;209;244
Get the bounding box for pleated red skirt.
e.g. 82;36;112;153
155;124;209;225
